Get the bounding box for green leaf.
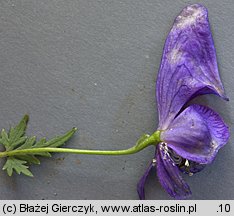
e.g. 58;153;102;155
0;115;77;177
32;137;46;148
9;115;28;143
10;136;28;150
3;157;33;177
32;152;52;157
0;115;29;151
1;129;10;147
16;136;36;150
16;137;51;157
16;155;40;165
42;127;77;148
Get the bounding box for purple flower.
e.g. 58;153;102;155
137;4;229;199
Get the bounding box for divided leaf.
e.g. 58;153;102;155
0;115;77;177
2;157;33;177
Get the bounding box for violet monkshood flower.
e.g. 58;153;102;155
137;4;230;199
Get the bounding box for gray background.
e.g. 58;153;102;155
0;0;233;200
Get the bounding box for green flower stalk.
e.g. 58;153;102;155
0;115;161;177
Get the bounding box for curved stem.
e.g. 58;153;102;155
0;131;161;158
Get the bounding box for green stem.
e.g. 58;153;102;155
0;131;161;158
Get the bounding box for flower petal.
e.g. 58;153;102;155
137;161;155;200
156;4;227;129
157;143;191;199
161;104;230;163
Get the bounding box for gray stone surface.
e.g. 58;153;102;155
0;0;233;199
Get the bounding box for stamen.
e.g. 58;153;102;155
160;142;170;160
168;148;183;165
